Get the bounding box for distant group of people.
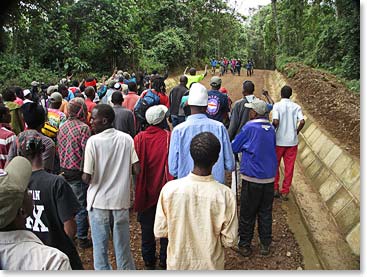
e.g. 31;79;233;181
0;64;305;270
209;58;255;77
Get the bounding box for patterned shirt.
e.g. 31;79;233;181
47;108;66;130
0;125;16;169
57;119;91;171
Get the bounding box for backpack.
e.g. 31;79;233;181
134;89;161;122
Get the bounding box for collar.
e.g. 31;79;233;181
0;230;43;245
188;172;215;182
99;128;115;135
251;118;270;123
281;98;291;102
187;113;208;120
127;91;137;95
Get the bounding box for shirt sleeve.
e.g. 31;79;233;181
220;191;239;248
131;143;139;164
55;177;81;223
228;103;240;141
231;125;249;154
168;129;179;177
83;139;94;175
43;138;55;172
221;126;235;171
154;189;168;238
272;104;279;120
297;106;304;121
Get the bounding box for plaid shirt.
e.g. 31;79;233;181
57;119;91;171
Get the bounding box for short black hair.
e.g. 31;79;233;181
128;81;137;92
151;76;166;92
2;87;17;102
281;85;292;98
71;80;79;87
111;91;123;105
189;68;196;75
94;104;115;124
190;132;221;168
21;103;46;129
242;80;254;94
0;105;9;122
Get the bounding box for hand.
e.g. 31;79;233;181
262;89;269;96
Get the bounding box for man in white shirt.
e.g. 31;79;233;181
0;156;71;270
272;85;305;200
82;104;140;270
154;132;238;270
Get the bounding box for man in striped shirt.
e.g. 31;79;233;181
0;105;16;169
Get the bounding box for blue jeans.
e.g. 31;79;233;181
89;208;135;270
171;115;186;128
68;179;89;239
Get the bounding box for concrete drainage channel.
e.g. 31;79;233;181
269;71;360;270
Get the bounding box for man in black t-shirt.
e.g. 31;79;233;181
18;130;84;270
206;76;230;127
169;76;188;128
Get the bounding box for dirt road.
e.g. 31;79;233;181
76;69;317;270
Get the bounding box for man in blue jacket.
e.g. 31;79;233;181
232;99;277;257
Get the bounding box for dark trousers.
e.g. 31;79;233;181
138;205;168;266
238;180;274;247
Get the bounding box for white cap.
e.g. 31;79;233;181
188;83;208;106
244;98;267;115
23;89;31;97
146;105;168;125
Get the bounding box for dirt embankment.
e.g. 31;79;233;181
283;63;360;158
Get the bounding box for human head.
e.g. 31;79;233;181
219;87;228;94
14;87;24;100
49;92;63;109
71;80;79;87
242;80;255;96
190;132;221;169
58;84;69;99
151;76;166;93
90;104;115;134
128;81;137;92
21;103;46;130
146;105;168;126
189;68;196;75
23;89;32;100
245;99;268;119
85;86;96;100
179;75;188;86
0;105;11;124
85;77;97;91
281;85;292;98
0;156;33;230
17;130;45;162
210;76;221;90
2;87;17;102
111;91;123;105
67;98;87;121
113;82;122;91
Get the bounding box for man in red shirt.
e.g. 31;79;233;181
84;86;97;113
123;82;140;112
134;105;173;270
0;105;16;169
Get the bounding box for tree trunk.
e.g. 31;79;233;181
271;0;281;47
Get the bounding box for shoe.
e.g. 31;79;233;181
274;190;280;198
144;261;156;270
281;193;289;201
78;238;93;249
157;262;167;270
260;244;270;256
238;245;252;257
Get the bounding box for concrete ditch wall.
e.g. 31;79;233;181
271;71;360;257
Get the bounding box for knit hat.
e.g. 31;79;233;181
146;105;168;125
0;156;32;229
188;83;208;106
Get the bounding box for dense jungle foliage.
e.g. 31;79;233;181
0;0;360;91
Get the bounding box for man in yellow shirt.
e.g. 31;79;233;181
154;132;238;270
184;65;208;88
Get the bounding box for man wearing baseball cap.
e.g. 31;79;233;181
231;98;277;257
168;83;235;185
206;76;230;127
134;105;173;269
0;156;71;270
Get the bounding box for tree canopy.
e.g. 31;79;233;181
0;0;360;89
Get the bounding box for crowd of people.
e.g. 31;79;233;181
209;57;255;77
0;65;305;270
